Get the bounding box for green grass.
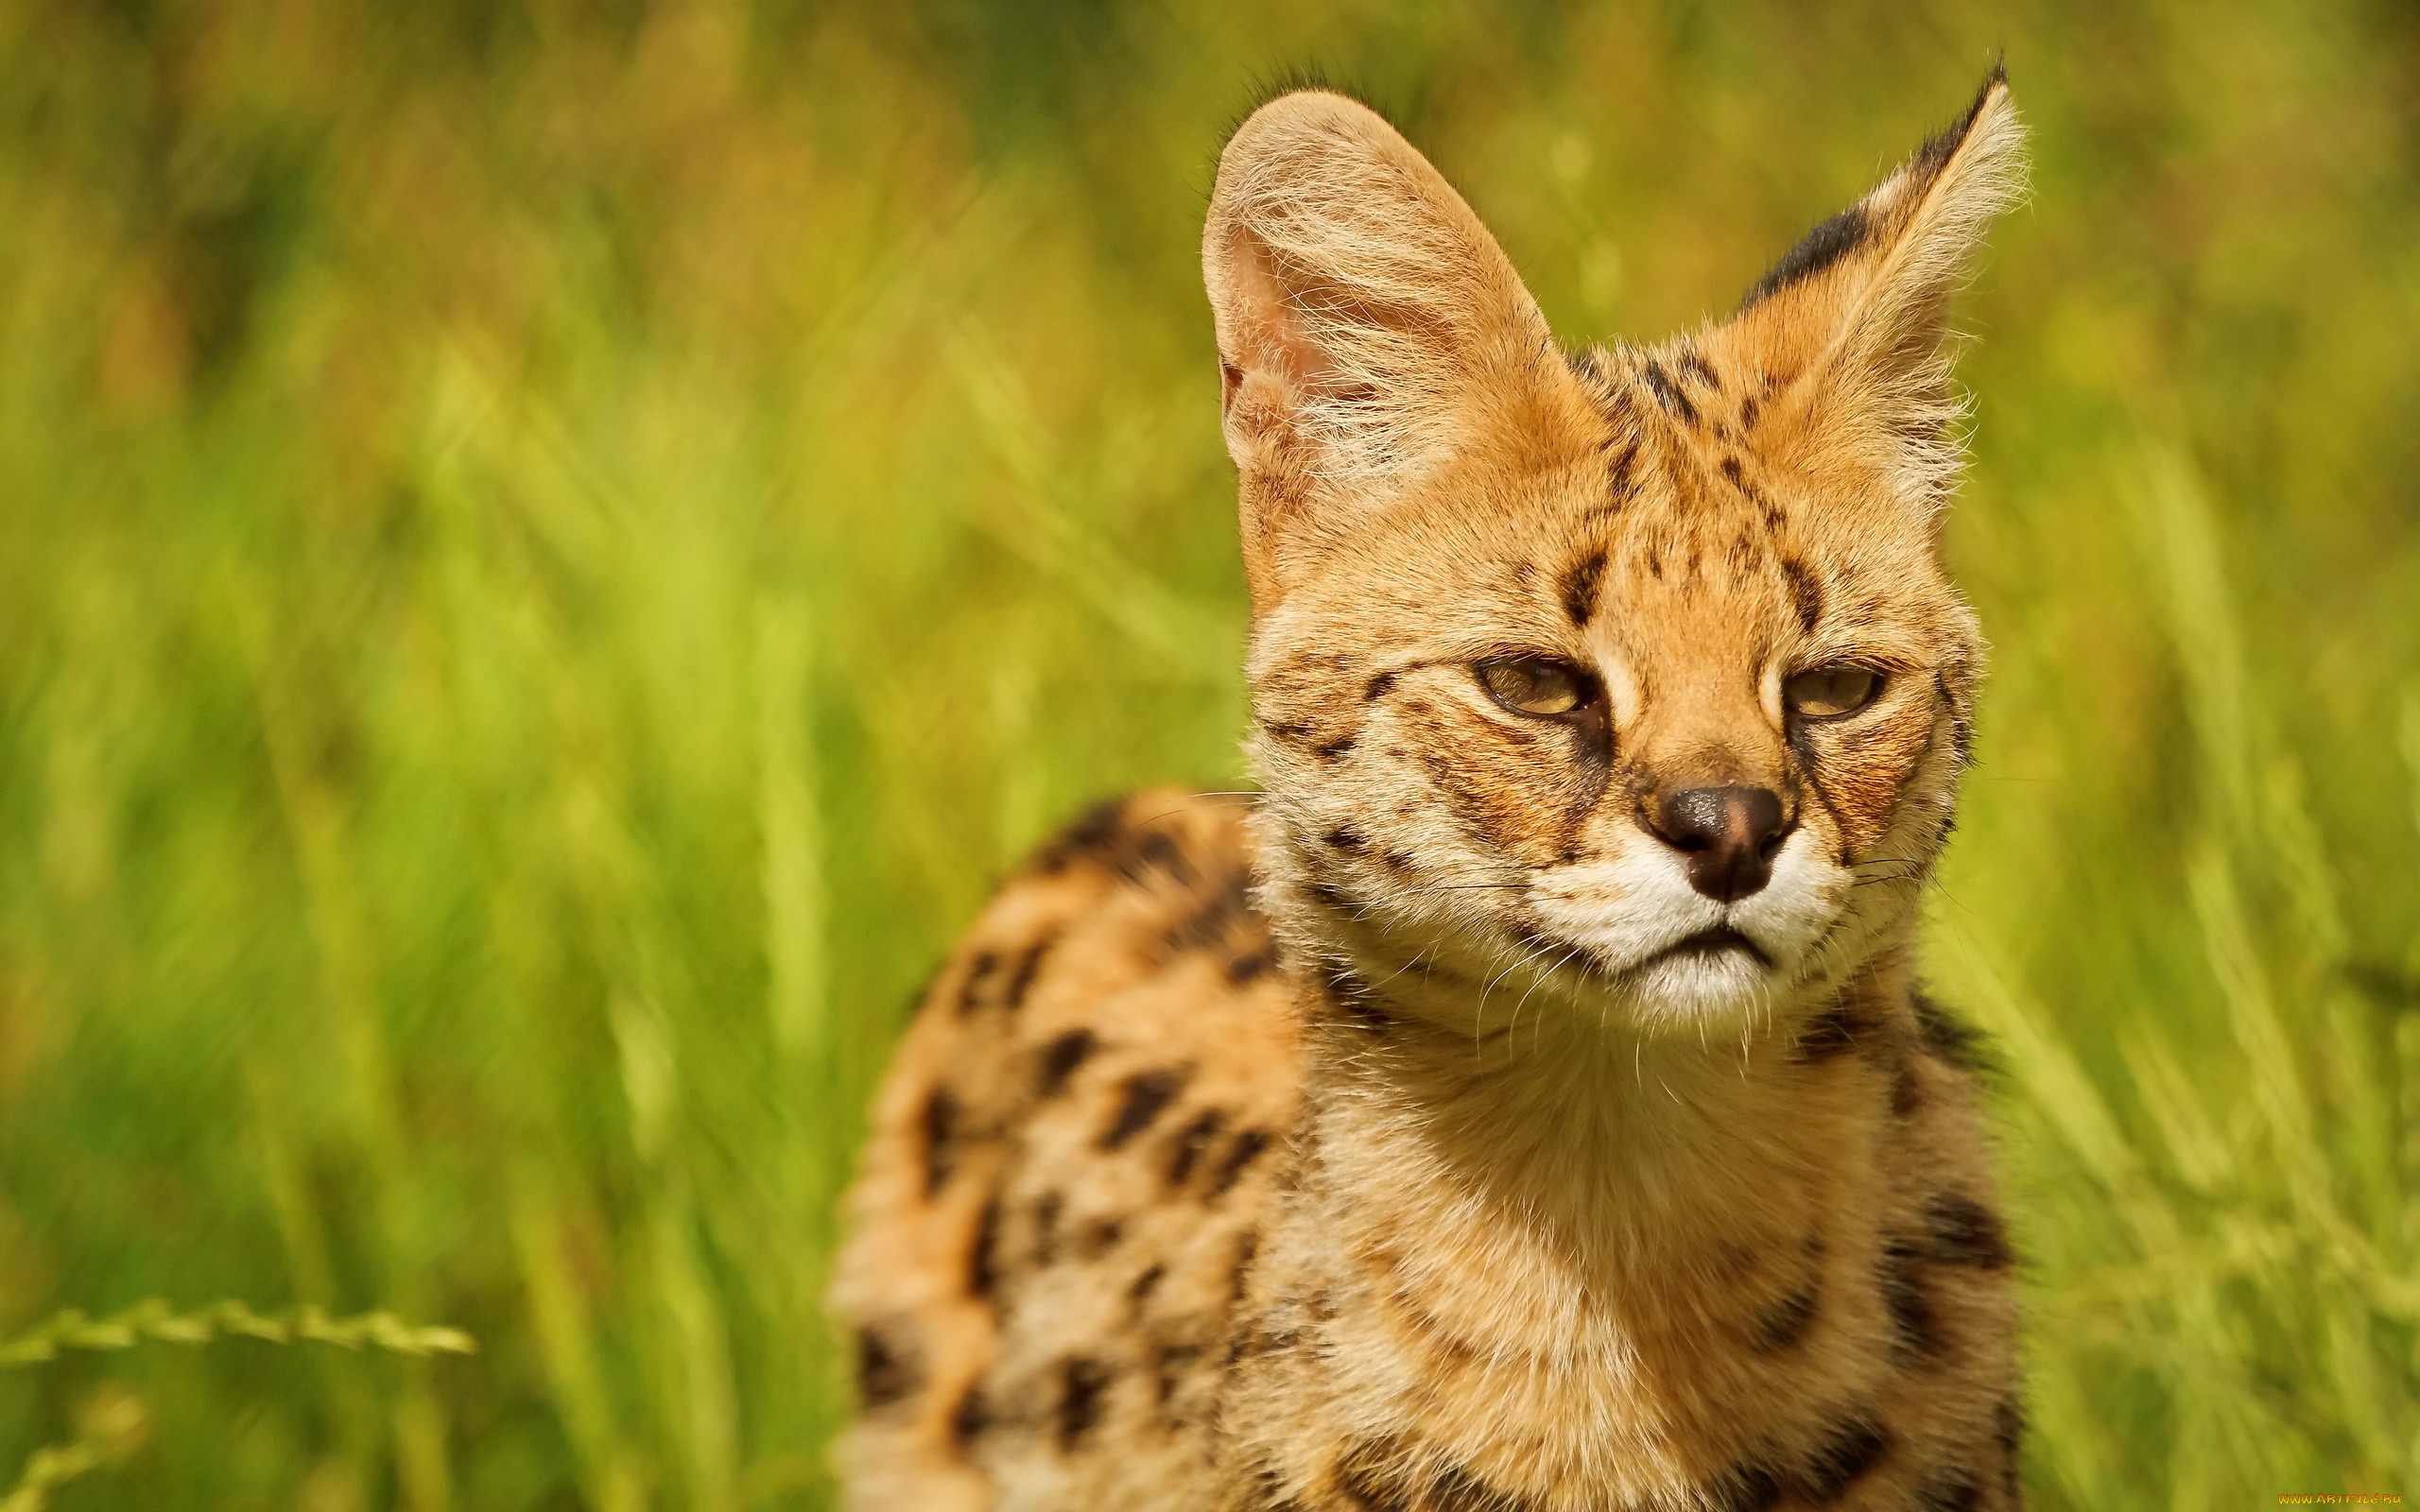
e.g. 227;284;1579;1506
2;1;2417;1505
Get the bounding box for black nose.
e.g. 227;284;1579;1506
1651;786;1790;902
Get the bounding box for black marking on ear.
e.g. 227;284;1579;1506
1056;1358;1110;1449
1926;1192;2014;1268
1560;547;1609;626
1037;1029;1098;1097
1167;1108;1227;1186
1100;1069;1189;1150
921;1087;959;1194
856;1324;921;1410
1641;360;1701;426
1778;557;1824;635
1879;1240;1937;1356
1802;1416;1890;1498
1915;63;2008;179
1739;203;1871;310
1679;347;1721;390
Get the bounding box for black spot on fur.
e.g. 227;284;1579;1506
1641;360;1701;426
1792;1001;1872;1062
1208;1127;1274;1198
1679;347;1721;390
1710;1456;1784;1512
1078;1217;1123;1258
1259;718;1315;745
1646;548;1664;579
1228;1228;1261;1304
1129;1263;1166;1308
1056;1358;1110;1449
1913;991;1994;1072
1324;826;1368;852
1560;547;1609;626
1741;203;1871;309
1913;1470;1982;1512
1879;1240;1937;1356
1926;1192;2014;1268
1000;935;1054;1012
1035;799;1127;873
1314;734;1357;762
920;1087;958;1195
1167;1108;1227;1186
969;1194;1002;1300
1129;829;1196;886
1364;669;1398;701
1164;869;1251;957
1753;1280;1821;1351
1100;1069;1188;1150
855;1325;920;1410
956;951;999;1016
1893;1058;1925;1117
1151;1343;1201;1408
1033;1192;1063;1264
1225;945;1280;986
1802;1416;1890;1498
1739;393;1761;431
1779;557;1824;635
949;1383;989;1450
1037;1029;1098;1098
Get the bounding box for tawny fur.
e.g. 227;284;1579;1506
835;74;2028;1511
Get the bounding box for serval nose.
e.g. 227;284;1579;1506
1649;785;1792;902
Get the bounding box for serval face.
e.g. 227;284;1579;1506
1212;83;2015;1033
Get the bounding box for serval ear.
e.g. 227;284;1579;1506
1726;68;2025;514
1204;90;1570;612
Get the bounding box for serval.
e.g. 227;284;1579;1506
835;70;2028;1511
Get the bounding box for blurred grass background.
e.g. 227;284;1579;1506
0;0;2416;1505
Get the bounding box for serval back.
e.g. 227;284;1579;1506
835;71;2029;1511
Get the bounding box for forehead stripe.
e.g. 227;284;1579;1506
1559;547;1609;627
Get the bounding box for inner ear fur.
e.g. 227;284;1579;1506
1725;69;2026;510
1203;90;1573;610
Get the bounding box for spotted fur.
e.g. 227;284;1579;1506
836;73;2027;1510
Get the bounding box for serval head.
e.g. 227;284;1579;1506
1207;75;2023;1034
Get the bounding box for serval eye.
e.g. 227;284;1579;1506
1785;665;1883;719
1478;658;1589;717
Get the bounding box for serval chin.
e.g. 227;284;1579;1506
835;69;2029;1512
